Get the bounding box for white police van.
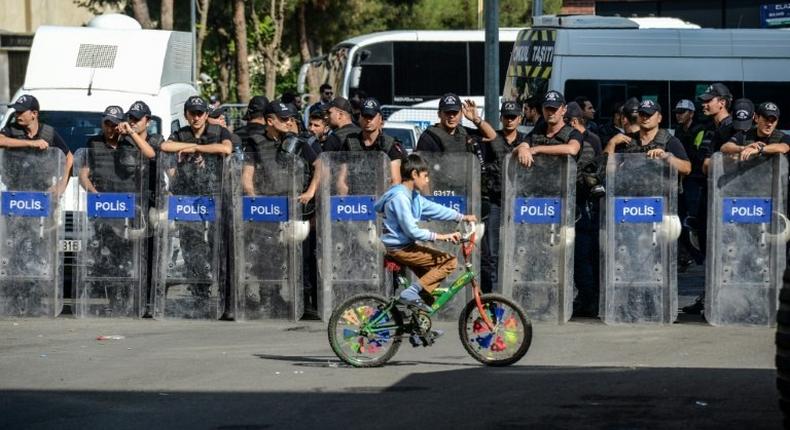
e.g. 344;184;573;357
0;14;198;301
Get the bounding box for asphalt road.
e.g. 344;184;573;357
0;305;780;430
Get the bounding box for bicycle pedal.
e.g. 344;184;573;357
408;334;422;348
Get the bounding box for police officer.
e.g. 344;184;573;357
722;101;790;159
515;91;582;167
344;97;406;183
241;101;322;317
0;95;73;193
121;101;163;317
672;99;707;270
416;93;496;152
574;96;599;136
323;97;360;152
478;101;530;294
683;83;736;315
565;101;603;317
0;95;73;314
78;105;154;313
523;96;545;130
605;100;691;175
234;96;269;148
161;96;232;308
596;101;625;149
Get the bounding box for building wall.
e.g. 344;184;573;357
0;0;122;33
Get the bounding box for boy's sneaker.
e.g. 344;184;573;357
398;296;433;313
398;289;433;313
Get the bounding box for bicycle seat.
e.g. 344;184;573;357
383;257;402;273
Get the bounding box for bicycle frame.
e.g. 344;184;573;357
361;230;495;334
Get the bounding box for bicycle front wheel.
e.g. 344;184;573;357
327;294;404;368
458;293;532;366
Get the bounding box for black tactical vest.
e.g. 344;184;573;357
482;130;528;202
529;124;574;148
424;125;473;153
345;132;397;155
621;129;673;153
171;124;224;195
87;139;139;193
2;124;59;190
332;124;361;149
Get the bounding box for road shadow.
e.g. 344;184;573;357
1;365;779;429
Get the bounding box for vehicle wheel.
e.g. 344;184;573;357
328;294;403;368
776;268;790;428
458;293;532;366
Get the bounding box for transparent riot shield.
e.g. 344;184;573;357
72;148;148;318
706;153;788;327
499;155;576;323
231;151;308;320
601;154;680;324
317;151;389;321
415;152;481;321
0;148;65;317
152;152;227;319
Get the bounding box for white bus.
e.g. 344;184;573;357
502;14;790;130
298;29;521;106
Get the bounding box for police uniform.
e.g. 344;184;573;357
0;95;70;314
478;101;528;294
344;98;405;162
1;96;70;190
323;97;360;152
124;101;164;317
242;101;322;316
416;94;483;153
167;98;231;284
81;106;144;313
672;100;707;268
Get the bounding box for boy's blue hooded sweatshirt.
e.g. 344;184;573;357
374;184;463;248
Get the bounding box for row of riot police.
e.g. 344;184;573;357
1;89;786;327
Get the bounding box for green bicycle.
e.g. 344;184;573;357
327;222;532;367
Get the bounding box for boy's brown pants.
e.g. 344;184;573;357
387;244;457;292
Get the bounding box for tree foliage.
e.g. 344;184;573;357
74;0;562;102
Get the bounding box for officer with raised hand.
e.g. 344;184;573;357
515;90;582;166
0;95;73;195
77;105;152;315
343;97;406;183
416;93;496;152
120;101;163;317
722;101;790;159
605;100;691;175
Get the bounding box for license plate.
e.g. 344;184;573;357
59;240;82;252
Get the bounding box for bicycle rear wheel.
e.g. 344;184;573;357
458;293;532;366
327;294;404;368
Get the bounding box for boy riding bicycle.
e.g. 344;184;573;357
374;153;477;312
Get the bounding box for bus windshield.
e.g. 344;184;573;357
502;29;556;103
34;111;162;152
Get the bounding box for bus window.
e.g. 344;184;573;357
393;42;467;103
354;42;394;104
744;82;790;130
565;79;670;128
669;80;742;127
469;41;515;96
359;64;393;104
